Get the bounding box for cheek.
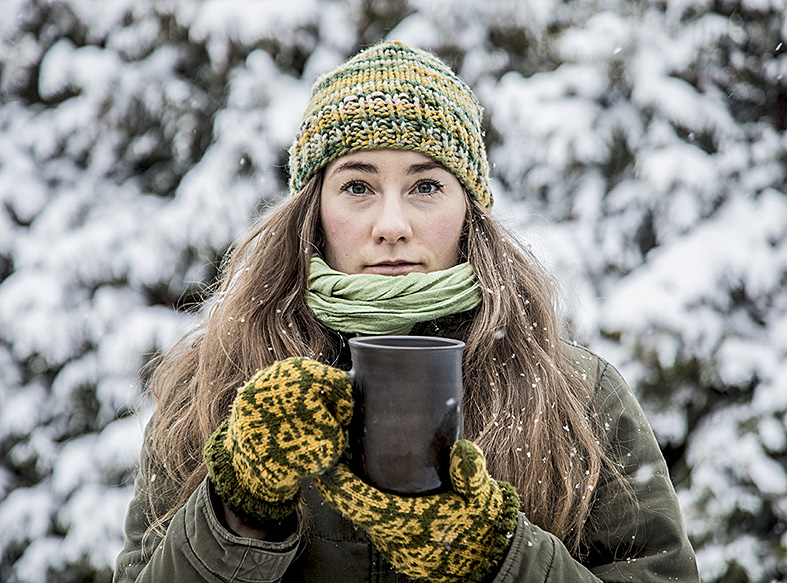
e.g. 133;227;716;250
321;210;360;261
431;221;462;247
426;210;465;259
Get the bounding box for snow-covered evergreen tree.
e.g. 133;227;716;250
0;1;784;581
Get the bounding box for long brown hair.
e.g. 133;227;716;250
143;172;621;555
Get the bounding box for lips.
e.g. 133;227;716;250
366;261;421;275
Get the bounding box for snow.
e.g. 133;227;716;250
56;482;136;570
1;1;786;582
11;537;64;583
601;191;787;366
0;485;56;548
0;383;48;437
188;0;320;45
758;416;787;453
64;0;140;41
558;11;633;62
711;533;783;582
38;40;123;100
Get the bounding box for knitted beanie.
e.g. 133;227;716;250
288;40;493;209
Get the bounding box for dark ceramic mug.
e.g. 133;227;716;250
347;335;464;495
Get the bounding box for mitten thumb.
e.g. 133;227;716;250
449;440;491;499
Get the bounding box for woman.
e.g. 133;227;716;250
114;41;700;582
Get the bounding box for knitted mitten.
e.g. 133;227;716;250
316;440;520;583
203;357;353;523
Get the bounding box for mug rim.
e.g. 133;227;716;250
349;335;465;350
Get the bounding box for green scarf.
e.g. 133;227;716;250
306;255;482;335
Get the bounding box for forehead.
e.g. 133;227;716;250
323;149;451;176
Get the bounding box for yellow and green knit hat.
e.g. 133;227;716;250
288;40;493;209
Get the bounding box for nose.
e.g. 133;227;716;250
371;194;412;244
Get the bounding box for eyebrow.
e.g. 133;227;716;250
328;159;448;177
406;161;447;174
329;161;378;176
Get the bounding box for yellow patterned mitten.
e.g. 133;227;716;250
203;357;353;523
316;440;520;583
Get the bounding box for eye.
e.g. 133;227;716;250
413;179;443;196
341;181;370;196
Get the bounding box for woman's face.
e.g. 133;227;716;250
319;149;467;275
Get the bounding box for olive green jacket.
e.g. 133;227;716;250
114;340;700;582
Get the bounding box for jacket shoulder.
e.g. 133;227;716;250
559;340;643;434
560;340;622;395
